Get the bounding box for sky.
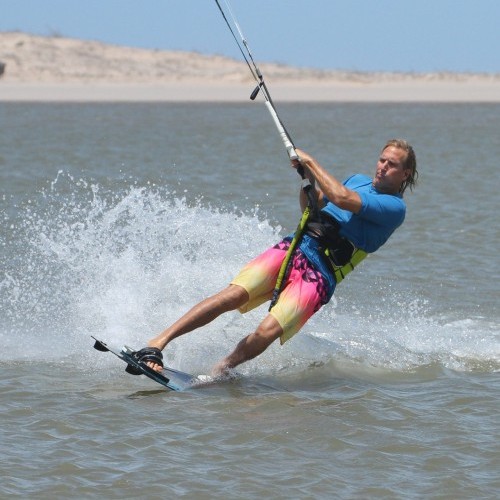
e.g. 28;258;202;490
1;0;499;74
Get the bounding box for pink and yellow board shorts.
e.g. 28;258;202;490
230;240;328;344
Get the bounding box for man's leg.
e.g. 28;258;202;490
146;284;249;371
212;313;283;375
211;249;329;375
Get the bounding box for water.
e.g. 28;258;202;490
1;102;499;498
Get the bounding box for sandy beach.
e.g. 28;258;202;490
1;32;499;102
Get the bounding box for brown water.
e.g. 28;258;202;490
1;103;499;498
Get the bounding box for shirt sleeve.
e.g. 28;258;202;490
358;191;406;227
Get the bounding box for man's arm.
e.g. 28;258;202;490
294;148;362;214
298;165;324;212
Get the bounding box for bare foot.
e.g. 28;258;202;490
211;360;230;378
146;360;163;372
142;343;164;372
211;361;241;381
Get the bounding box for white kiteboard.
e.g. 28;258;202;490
92;336;200;391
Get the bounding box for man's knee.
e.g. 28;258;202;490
254;314;283;343
218;284;248;310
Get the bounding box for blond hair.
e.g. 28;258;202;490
383;139;418;194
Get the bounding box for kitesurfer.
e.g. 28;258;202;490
134;139;417;376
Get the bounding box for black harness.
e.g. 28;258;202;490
306;213;357;268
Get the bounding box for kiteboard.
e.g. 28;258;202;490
92;336;200;391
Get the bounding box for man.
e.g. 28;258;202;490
134;139;417;375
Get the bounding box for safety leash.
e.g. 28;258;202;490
269;196;310;311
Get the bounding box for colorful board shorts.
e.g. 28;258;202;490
230;240;329;344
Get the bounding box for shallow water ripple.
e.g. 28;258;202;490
1;364;498;498
1;103;499;499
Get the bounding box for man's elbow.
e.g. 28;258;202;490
335;190;362;213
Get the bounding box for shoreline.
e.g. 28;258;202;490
2;81;500;102
1;32;499;103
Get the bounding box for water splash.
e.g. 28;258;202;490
1;173;277;365
1;173;498;375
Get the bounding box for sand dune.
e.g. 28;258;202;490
1;32;499;102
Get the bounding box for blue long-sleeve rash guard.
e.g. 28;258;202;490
295;174;406;300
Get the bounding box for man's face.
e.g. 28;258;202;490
373;146;410;194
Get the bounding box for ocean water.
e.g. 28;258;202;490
1;102;499;499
